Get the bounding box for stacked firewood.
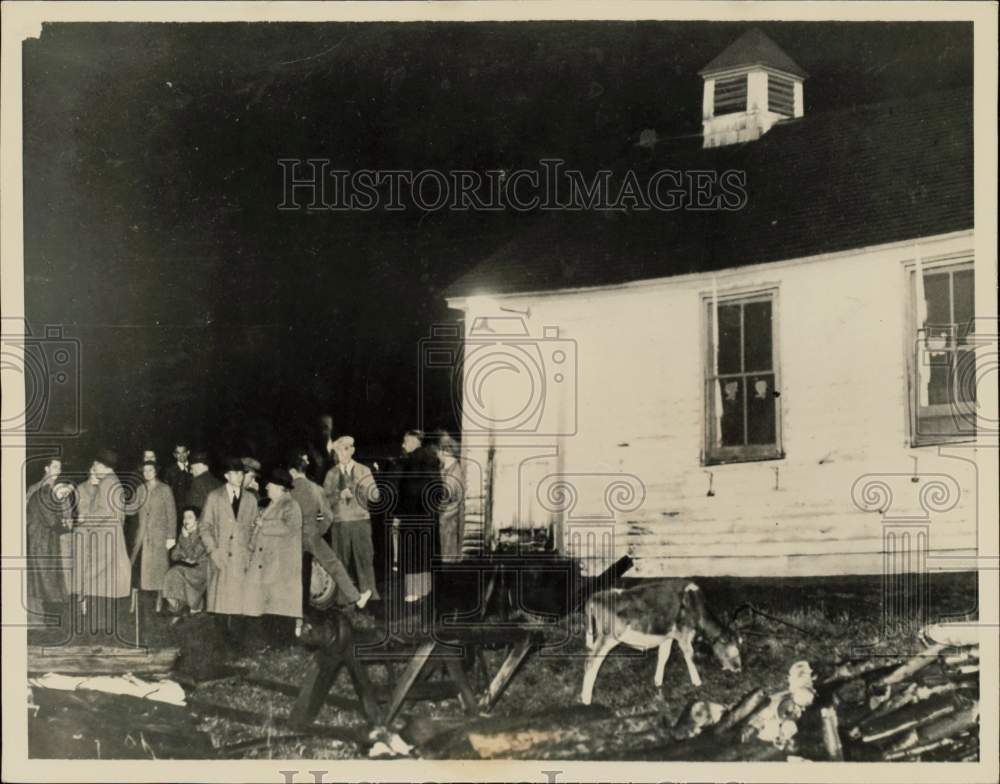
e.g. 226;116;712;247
403;631;979;762
817;638;980;762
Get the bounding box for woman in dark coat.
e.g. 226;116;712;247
393;430;439;602
26;480;73;616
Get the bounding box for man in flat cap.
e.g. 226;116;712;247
323;436;379;600
289;451;371;613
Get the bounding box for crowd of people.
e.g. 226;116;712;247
24;418;466;649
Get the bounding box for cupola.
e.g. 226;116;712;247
699;29;807;148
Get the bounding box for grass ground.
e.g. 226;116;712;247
29;571;978;759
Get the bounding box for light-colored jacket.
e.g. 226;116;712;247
131;481;177;590
243;493;303;618
199;484;259;615
73;473;131;598
438;459;466;561
323;462;379;523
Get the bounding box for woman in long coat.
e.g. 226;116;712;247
129;461;177;596
436;435;466;562
26;479;73;614
243;468;302;618
243;468;303;620
73;450;131;601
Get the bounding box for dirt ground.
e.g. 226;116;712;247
28;570;978;759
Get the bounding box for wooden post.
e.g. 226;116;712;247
479;633;534;713
289;652;345;729
383;640;437;725
444;656;480;716
345;654;382;725
483;446;495;550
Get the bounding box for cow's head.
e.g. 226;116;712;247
711;631;743;673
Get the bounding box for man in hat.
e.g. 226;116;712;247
200;458;258;622
162;443;192;535
323;436;379;599
288;451;371;612
185;450;221;511
72;449;131;610
241;457;262;501
306;413;337;483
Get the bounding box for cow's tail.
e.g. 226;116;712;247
683;582;726;638
682;582;706;618
584;597;597;650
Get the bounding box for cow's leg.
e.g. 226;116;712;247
678;633;702;687
581;636;618;705
654;637;674;687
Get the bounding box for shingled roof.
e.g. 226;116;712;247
698;28;808;78
445;88;972;299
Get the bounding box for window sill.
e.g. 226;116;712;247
910;436;977;448
703;450;786;467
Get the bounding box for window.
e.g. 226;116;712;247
704;291;782;464
910;261;976;444
714;75;747;116
767;74;795;116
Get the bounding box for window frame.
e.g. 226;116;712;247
701;285;784;466
904;255;977;447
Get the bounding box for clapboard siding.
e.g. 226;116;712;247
458;233;978;576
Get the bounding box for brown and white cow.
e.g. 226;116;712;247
581;579;742;705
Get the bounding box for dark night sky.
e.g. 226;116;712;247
22;21;972;469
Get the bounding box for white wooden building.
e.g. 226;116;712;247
444;31;979;577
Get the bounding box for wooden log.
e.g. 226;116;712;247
28;645;179;676
710;688;766;735
882;700;979;756
819;655;909;685
820;706;844;760
858;693;957;743
883;737;954;761
875;644;947;686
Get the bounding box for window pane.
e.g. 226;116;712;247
743;300;773;372
955;349;977;404
926;350;952;406
716;304;742;374
718;376;744;446
747;373;777;444
954;270;975;342
923;272;951;330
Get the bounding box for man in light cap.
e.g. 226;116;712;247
323;436;379;599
